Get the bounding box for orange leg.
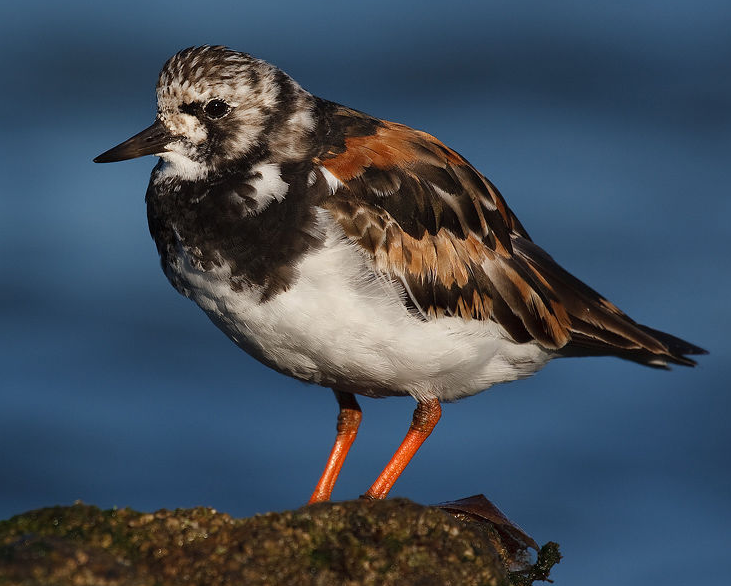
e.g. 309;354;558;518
363;398;441;500
308;391;362;504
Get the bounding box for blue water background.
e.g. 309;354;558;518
1;2;729;584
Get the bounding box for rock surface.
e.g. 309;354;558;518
0;499;559;585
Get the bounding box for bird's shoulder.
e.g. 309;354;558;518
312;101;530;249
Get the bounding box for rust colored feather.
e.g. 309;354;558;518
321;121;465;181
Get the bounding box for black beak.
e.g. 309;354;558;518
94;118;173;163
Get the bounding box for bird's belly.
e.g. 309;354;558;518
166;231;552;402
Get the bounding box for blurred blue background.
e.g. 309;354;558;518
1;1;729;584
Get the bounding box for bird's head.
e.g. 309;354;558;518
94;46;315;180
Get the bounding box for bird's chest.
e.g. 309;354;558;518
144;173;408;389
146;162;323;298
159;222;418;391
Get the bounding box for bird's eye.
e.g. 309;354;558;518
203;99;231;120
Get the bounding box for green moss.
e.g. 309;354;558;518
380;534;404;556
509;541;562;586
308;546;334;569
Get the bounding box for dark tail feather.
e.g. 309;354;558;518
512;237;708;368
631;325;708;366
565;324;707;368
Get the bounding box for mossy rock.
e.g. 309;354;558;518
0;499;558;585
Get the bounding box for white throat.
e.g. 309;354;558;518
156;151;210;182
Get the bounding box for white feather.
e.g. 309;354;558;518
247;162;288;212
319;166;343;194
156;150;209;182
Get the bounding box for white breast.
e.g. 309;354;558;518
167;209;553;402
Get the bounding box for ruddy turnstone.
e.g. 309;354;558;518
95;46;706;502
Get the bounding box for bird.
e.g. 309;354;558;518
94;45;706;503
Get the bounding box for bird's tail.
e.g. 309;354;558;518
512;238;707;368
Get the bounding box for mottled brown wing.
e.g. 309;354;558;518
315;104;706;365
315;105;573;349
